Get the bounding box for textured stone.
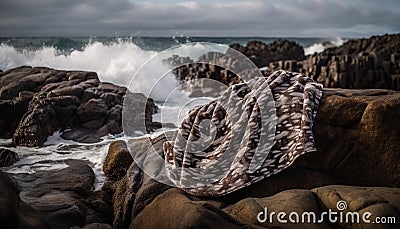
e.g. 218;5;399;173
103;140;133;181
130;189;254;229
0;170;49;229
11;161;96;229
265;34;400;90
0;66;158;146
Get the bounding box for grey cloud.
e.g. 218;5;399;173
0;0;399;37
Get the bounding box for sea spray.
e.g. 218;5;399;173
304;37;345;55
0;40;157;86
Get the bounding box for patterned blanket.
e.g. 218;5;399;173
163;70;323;196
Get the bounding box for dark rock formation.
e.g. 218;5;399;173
265;33;400;90
0;170;49;228
229;39;306;68
108;88;399;228
163;71;323;197
299;88;400;187
169;34;399;92
0;66;158;146
0;148;19;167
131;188;254;229
165;39;305;97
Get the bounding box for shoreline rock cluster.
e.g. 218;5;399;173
229;39;306;68
0;66;158;146
265;34;400;90
169;34;400;93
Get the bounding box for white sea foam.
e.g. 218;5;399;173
0;40;157;87
304;37;345;55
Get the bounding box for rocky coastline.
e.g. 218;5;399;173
1;34;400;229
170;33;400;98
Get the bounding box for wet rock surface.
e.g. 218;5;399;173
8;160;113;229
0;66;158;146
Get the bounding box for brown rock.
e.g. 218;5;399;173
48;85;84;97
100;92;121;108
77;99;108;122
103;140;133;181
71;223;112;229
266;34;400;90
112;162;143;229
130;189;254;229
98;83;126;95
295;89;400;187
230;39;305;68
224;168;337;202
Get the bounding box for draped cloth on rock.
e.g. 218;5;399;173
163;70;323;196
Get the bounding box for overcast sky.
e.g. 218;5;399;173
0;0;399;37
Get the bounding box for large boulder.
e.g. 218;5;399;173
111;133;176;229
10;160;106;229
265;33;400;90
109;88;400;228
313;185;400;228
223;189;329;229
0;66;159;146
0;170;49;228
223;185;400;228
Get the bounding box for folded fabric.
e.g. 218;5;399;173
163;70;323;196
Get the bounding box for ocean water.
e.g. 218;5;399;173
0;36;344;190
